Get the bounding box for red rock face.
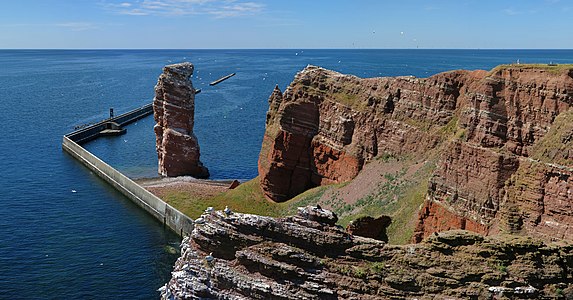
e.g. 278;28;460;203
153;62;209;178
259;64;573;242
419;67;573;241
413;200;489;243
427;141;520;226
503;159;573;240
259;67;462;202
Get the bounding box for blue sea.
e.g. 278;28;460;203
0;49;572;299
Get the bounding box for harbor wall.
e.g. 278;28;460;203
62;134;194;237
67;103;153;144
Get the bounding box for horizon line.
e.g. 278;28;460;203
1;48;573;51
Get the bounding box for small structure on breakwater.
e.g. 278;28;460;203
68;103;152;144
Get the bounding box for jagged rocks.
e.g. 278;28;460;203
154;62;209;178
161;207;573;299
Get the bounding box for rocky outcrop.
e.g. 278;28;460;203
154;62;209;178
346;215;392;241
259;64;573;242
161;207;573;299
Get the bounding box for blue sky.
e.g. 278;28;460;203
0;0;571;49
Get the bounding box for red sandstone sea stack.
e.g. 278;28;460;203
153;62;209;178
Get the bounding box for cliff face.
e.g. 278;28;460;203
161;207;573;299
154;62;209;178
417;66;573;242
259;65;573;242
259;66;462;202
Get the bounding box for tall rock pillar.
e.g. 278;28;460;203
153;62;209;178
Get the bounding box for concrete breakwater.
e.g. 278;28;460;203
62;104;194;236
68;103;153;144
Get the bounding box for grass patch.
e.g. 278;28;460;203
162;177;342;220
162;155;435;245
383;179;429;244
284;184;330;214
489;64;573;75
400;117;434;132
529;110;573;166
162;177;285;219
436;116;458;136
335;160;435;244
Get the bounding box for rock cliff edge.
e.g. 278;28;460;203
161;207;573;299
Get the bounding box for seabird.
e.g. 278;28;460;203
316;204;322;210
205;252;214;263
194;217;206;224
204;207;214;214
224;206;232;216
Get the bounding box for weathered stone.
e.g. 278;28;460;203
153;62;209;178
346;215;392;241
296;205;338;225
161;207;573;299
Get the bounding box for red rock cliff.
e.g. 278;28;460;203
259;66;467;201
259;64;573;242
154;62;209;178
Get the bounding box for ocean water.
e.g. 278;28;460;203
0;49;572;299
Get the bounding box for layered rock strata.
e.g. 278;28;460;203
161;207;573;299
259;65;573;242
259;67;459;202
154;62;209;178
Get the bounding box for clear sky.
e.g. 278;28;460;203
0;0;571;49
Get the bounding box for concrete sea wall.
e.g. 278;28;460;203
62;105;194;236
69;103;153;144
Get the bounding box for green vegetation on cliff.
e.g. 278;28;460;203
161;178;284;219
530;110;573;166
489;63;573;75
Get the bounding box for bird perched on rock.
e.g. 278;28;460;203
224;206;232;216
205;252;214;264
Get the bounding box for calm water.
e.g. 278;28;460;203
0;49;571;299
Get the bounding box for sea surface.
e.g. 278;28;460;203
0;49;572;299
